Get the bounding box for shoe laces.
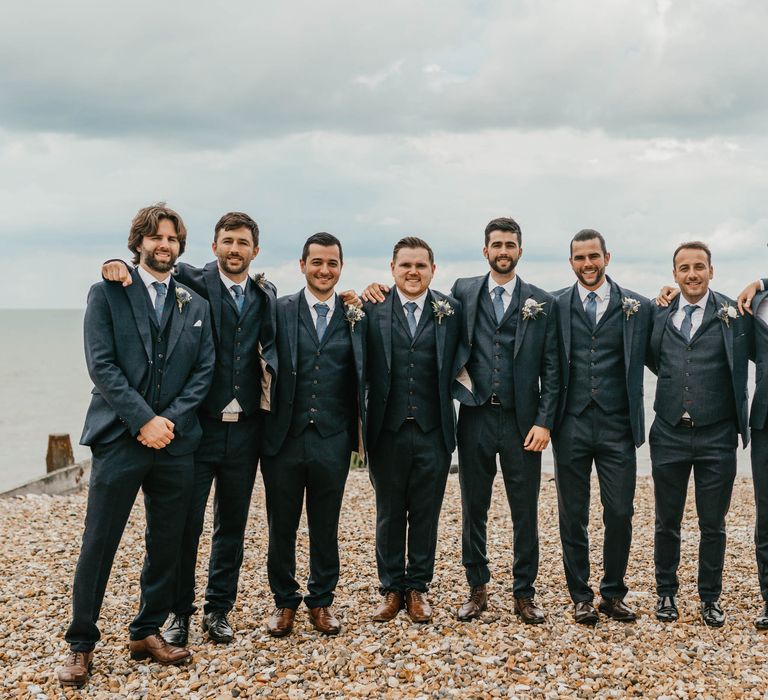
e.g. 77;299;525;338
66;651;88;666
469;587;485;605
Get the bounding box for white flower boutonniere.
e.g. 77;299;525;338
431;299;454;324
621;296;641;320
716;302;738;327
344;304;365;331
251;272;269;289
175;286;192;313
521;298;546;321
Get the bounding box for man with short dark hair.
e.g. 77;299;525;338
57;204;214;688
649;242;751;627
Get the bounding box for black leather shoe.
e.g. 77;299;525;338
655;596;678;622
574;601;598;626
162;614;190;647
202;611;234;643
755;603;768;630
701;601;725;628
598;597;637;622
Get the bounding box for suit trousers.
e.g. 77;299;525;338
368;422;451;593
260;425;352;609
650;416;737;601
552;404;636;602
751;427;768;601
172;413;261;617
457;402;541;597
65;435;194;651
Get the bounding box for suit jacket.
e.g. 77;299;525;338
648;290;752;446
80;268;215;455
262;290;366;456
554;278;651;447
365;288;462;454
749;288;768;430
452;275;559;435
174;261;277;411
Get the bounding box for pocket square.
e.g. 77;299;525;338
193;319;202;327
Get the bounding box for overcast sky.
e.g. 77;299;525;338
2;0;767;308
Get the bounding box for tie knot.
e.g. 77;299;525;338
231;284;243;298
587;291;597;302
684;304;697;318
404;301;418;314
153;281;167;297
493;286;505;299
314;302;329;318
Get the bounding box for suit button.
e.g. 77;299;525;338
236;356;240;361
311;394;316;399
315;365;320;370
235;385;240;390
158;353;164;358
237;327;242;332
313;380;318;384
684;386;689;391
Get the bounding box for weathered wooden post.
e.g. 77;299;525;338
46;433;75;473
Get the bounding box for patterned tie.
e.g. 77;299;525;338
585;291;598;328
231;284;244;314
404;301;419;337
680;304;697;341
152;281;167;323
314;302;330;341
492;286;505;324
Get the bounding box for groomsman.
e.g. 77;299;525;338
58;204;214;688
260;232;366;637
451;218;558;624
101;212;277;646
364;237;461;623
552;230;651;625
648;242;751;627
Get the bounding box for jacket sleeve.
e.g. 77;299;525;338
534;300;560;429
83;284;156;435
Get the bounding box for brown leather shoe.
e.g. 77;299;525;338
598;596;637;622
57;650;94;688
457;584;488;621
308;606;341;635
514;597;545;624
405;589;432;623
372;592;404;622
574;600;599;626
128;634;191;665
266;607;296;637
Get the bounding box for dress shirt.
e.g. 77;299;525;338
304;288;336;325
577;279;611;324
137;265;172;306
219;271;249;305
671;291;709;336
395;287;429;324
487;275;518;313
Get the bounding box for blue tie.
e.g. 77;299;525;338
492;286;505;324
680;304;697;341
585;291;598;328
231;284;244;314
314;302;329;341
404;301;418;337
152;281;167;323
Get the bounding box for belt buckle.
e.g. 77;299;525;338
490;395;501;406
679;416;694;428
222;412;240;423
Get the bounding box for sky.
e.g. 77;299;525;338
2;0;767;308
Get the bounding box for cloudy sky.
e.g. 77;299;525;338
2;0;767;308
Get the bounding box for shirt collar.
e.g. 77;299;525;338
577;279;610;303
395;287;429;310
680;290;710;310
304;287;336;312
487;274;517;296
219;271;248;292
137;265;171;290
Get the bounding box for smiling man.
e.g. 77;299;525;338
648;242;751;627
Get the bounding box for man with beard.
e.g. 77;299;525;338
101;212;277;646
551;229;651;625
58;204;214;688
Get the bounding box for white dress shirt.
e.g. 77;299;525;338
304;288;336;324
487;275;518;314
672;291;709;336
577;279;611;324
395;287;428;324
137;265;172;305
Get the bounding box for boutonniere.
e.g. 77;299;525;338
344;304;365;331
716;302;738;327
431;299;454;324
621;296;641;320
175;286;192;313
521;298;546;320
251;272;269;289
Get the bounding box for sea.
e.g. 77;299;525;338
0;309;754;493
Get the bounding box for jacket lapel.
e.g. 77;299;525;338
559;285;575;363
652;297;677;362
318;295;344;348
467;275;486;339
126;270;154;359
754;290;768;330
287;292;301;370
614;281;635;379
713;292;734;373
378;293;394;371
165;279;188;360
299;295;321;346
430;290;447;373
690;293;716;343
203;263;223;342
514;278;531;359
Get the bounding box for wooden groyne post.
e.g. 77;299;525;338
46;433;75;472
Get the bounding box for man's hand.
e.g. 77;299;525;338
361;282;390;303
137;416;175;449
737;280;762;316
523;425;550;452
102;260;133;286
655;286;679;307
339;289;362;308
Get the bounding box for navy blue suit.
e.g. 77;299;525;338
66;269;214;651
451;275;558;598
261;291;366;609
552;279;651;602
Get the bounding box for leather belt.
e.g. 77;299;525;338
678;416;695;428
489;395;501;406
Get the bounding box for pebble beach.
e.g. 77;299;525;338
2;470;767;699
